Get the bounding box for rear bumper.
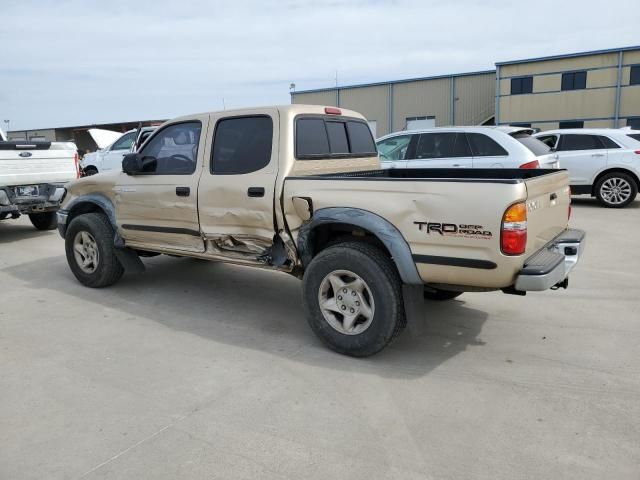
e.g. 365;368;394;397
0;184;66;215
514;229;586;291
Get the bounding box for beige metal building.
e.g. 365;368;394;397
497;46;640;130
291;71;496;137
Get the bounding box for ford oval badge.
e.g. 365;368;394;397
19;151;32;158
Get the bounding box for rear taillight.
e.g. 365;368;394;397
568;187;572;220
74;153;80;178
634;150;640;155
501;202;527;255
519;160;540;169
324;107;342;115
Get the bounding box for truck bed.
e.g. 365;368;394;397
283;168;571;289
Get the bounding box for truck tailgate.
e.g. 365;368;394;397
523;170;571;254
0;146;77;186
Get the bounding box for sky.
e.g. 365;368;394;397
1;0;639;131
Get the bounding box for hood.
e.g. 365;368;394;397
88;128;122;149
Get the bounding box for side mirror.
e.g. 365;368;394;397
122;153;142;175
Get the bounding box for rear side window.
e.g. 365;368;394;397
558;134;605;151
414;133;470;159
466;133;508;156
599;136;620;149
211;116;273;174
296;116;377;159
627;134;640;142
512;133;551;156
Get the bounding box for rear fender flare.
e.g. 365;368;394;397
296;207;422;285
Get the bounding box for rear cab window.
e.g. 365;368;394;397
295;116;377;159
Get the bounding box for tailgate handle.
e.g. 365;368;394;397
248;187;265;198
550;193;558;201
176;187;190;197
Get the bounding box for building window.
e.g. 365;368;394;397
559;121;584;129
628;118;640;130
630;66;640;86
406;116;435;130
510;76;533;95
561;71;587;91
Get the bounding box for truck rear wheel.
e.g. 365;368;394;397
65;213;124;288
302;242;405;357
29;212;57;230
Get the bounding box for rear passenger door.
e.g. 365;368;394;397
555;134;608;185
196;109;279;258
467;133;510;168
406;132;472;168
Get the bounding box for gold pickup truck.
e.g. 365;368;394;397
57;105;585;356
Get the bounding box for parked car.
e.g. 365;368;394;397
376;126;558;170
81;127;156;176
57;105;584;357
0;128;78;230
534;128;640;208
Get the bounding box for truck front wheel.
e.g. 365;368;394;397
29;212;57;230
302;242;405;357
65;213;124;288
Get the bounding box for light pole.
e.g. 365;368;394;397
3;119;9;135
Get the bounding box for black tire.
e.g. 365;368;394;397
302;241;405;357
83;167;98;176
29;211;58;230
423;288;462;301
0;213;9;220
595;172;638;208
65;213;124;287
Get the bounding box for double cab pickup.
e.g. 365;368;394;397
57;105;585;356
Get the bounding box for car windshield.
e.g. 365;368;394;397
511;133;551;156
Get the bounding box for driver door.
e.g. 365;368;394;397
115;116;208;252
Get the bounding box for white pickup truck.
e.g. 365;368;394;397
0;128;79;230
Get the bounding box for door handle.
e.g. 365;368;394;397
175;187;190;197
591;153;605;157
247;187;265;198
550;193;558;201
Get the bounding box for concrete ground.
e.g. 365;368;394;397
0;197;639;480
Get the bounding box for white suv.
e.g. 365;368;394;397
534;129;640;208
81;127;156;176
376;126;558;171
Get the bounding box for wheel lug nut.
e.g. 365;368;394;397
341;305;346;310
343;288;347;293
355;301;360;306
337;295;342;300
350;308;355;313
351;291;356;296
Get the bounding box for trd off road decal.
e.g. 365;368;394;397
414;221;492;239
